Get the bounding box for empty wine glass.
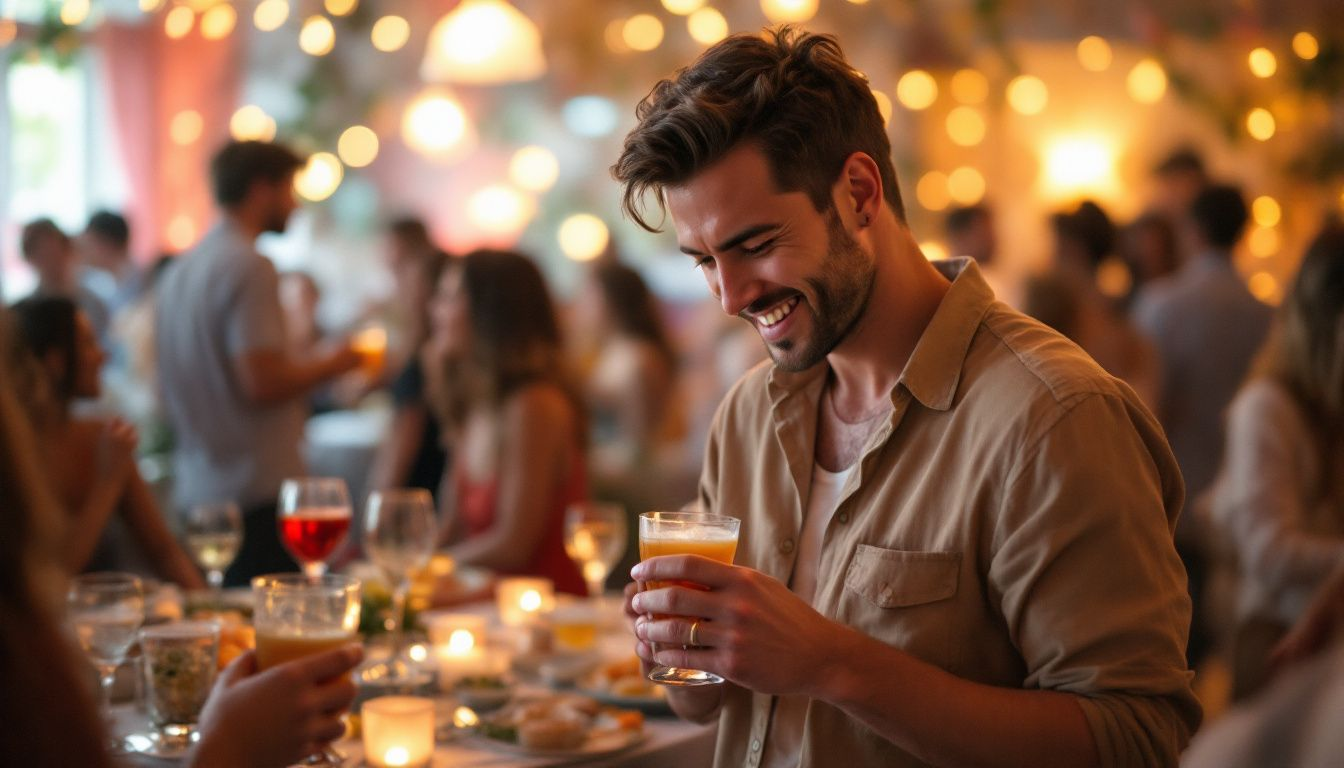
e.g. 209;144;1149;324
68;572;145;753
182;502;242;594
564;501;628;602
362;488;436;685
277;477;352;577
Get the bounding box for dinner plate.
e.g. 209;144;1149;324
464;725;645;758
572;685;674;715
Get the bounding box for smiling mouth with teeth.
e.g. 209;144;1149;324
757;295;802;328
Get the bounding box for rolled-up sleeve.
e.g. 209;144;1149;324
990;391;1202;767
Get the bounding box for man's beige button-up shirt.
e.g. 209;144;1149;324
699;259;1201;767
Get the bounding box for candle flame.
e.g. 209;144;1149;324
408;643;428;662
454;705;479;728
520;589;542;612
447;629;475;655
383;746;410;766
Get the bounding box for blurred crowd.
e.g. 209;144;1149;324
2;136;1343;759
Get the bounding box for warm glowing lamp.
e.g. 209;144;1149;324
509;145;560;192
467;185;537;237
1043;136;1115;198
421;0;546;84
761;0;818;23
401;90;476;161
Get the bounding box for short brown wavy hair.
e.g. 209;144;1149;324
612;26;903;232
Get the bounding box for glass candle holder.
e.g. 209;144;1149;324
495;577;554;627
361;696;435;768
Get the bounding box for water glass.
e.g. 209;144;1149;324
139;622;220;755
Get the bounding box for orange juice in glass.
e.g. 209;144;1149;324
350;325;387;378
638;511;740;686
252;574;361;672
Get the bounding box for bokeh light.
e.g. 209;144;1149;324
253;0;289;32
371;15;410;52
1043;136;1115;198
1127;59;1167;103
920;241;948;262
170;110;204;146
294;152;344;202
166;215;198;251
1292;32;1319;61
337;125;379;168
1248;47;1277;78
946;106;985;146
509;145;560;192
1248;271;1279;303
1251;196;1281;228
623;14;664;52
950;69;988;104
895;70;937;110
164;6;194;39
467;184;536;236
229;105;277;141
760;0;818;23
1248;226;1280;258
402;91;474;159
0;19;19;47
947;166;986;205
299;15;335;57
1076;36;1112;72
871;89;893;126
325;0;358;17
200;3;237;40
60;0;90;26
1006;75;1048;115
661;0;705;14
687;8;728;45
558;214;610;261
916;171;950;212
1246;108;1276;141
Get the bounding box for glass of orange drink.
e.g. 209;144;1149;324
638;511;740;686
252;574;361;766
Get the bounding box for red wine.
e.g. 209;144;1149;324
279;506;351;565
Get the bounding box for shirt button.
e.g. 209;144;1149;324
780;539;795;555
751;738;762;752
879;585;893;602
838;512;849;524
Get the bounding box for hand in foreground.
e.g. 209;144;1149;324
631;555;841;698
190;645;363;768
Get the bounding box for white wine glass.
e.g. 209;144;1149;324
68;572;145;753
564;501;628;602
363;488;436;683
182;502;242;594
278;477;352;577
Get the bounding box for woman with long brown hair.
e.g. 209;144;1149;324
428;250;586;594
1209;224;1344;700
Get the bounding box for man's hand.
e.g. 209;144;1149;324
630;555;842;698
624;579;723;723
191;645;362;768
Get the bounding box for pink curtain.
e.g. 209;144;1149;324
95;21;241;261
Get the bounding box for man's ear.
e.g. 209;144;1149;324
836;151;883;229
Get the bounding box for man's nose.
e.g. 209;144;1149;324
712;259;760;318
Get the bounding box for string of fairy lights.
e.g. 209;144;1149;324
1;1;1341;300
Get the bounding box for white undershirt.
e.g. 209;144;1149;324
762;462;854;768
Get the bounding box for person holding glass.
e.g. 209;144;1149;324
426;250;587;595
9;295;204;590
0;308;364;767
614;28;1198;768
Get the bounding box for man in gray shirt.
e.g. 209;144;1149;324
156;140;362;585
1132;183;1273;663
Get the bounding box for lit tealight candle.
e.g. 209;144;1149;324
495;577;555;627
362;696;434;768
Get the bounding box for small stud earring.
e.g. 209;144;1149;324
860;213;870;227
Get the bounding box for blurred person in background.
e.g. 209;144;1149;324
377;215;444;375
575;260;682;482
10;295;203;590
1023;200;1159;407
155;140;364;586
1151;147;1209;225
21;217;110;341
1133;184;1273;668
365;249;450;502
1205;224;1344;700
1118;212;1180;308
945;204;1018;308
427;249;586;595
0;308;364;767
79;210;143;319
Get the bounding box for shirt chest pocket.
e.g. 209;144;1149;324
840;545;962;663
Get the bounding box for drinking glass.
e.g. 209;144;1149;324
278;477;352;577
253;573;362;766
564;501;628;601
68;572;145;753
362;488;436;684
138;621;220;755
182;501;243;593
638;511;740;686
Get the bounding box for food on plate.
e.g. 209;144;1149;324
478;693;642;751
584;656;666;700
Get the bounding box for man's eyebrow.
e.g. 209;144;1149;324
679;223;781;257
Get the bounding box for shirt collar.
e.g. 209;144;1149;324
765;257;994;413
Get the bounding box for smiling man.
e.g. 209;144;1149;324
612;28;1199;768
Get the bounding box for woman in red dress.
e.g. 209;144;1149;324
427;250;586;594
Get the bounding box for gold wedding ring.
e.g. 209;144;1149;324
689;619;702;646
